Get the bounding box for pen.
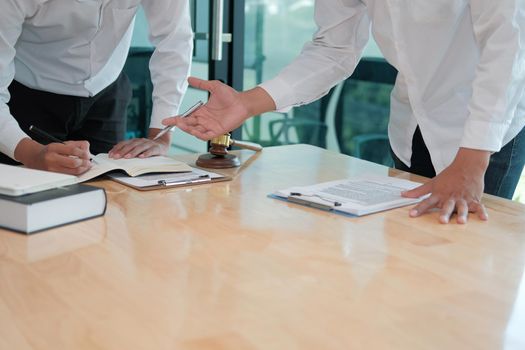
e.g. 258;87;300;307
29;125;96;162
153;100;204;140
29;125;63;144
287;195;334;211
288;192;342;207
157;174;210;187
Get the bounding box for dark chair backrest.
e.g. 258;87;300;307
123;47;154;139
334;57;397;166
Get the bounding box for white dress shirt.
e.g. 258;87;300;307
0;0;193;159
260;0;525;174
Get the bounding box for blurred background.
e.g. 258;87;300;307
126;0;525;203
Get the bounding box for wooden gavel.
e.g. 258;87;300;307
196;133;263;168
209;134;262;155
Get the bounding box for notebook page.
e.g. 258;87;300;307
92;154;192;176
76;154;192;182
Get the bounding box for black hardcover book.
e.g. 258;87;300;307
0;184;107;234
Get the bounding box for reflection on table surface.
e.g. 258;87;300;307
1;144;524;350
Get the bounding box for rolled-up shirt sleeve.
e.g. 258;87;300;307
461;0;525;151
141;0;193;129
0;0;32;160
259;0;370;111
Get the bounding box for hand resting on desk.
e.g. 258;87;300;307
402;148;490;225
109;128;170;159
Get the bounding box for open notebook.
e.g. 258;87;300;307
0;154;192;196
76;153;192;182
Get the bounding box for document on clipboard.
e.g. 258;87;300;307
270;175;427;217
107;167;230;191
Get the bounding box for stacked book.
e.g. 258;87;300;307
0;164;106;234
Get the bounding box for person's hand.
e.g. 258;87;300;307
402;148;490;224
108;129;170;159
162;76;276;140
14;138;92;175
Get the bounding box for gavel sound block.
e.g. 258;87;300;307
196;134;263;169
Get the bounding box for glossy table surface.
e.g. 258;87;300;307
1;144;524;350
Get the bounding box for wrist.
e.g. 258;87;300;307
454;147;491;174
13;138;44;167
239;86;276;118
148;128;171;145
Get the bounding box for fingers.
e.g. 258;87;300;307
188;76;216;92
455;199;469;224
67;140;90;152
45;146;89;169
109;138;166;159
109;139;144;159
439;198;487;224
161;113;202;134
162;116;179;126
60;142;91;160
121;141;156;159
69;145;90;160
402;181;432;198
410;195;488;224
177;124;215;141
139;147;161;158
51;162;92;175
439;198;456;224
409;195;440;217
471;201;489;221
109;139;133;158
45;143;90;169
42;145;92;174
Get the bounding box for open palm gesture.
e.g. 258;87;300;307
162;77;251;140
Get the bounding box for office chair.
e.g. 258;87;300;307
267;97;331;148
264;84;337;148
333;57;397;166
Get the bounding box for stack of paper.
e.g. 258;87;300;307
272;175;426;216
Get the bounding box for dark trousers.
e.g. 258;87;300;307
391;126;525;199
0;73;132;165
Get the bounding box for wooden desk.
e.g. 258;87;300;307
1;144;524;350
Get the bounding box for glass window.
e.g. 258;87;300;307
242;0;386;156
127;4;525;203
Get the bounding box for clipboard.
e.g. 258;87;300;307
267;193;358;218
268;175;426;217
106;167;230;191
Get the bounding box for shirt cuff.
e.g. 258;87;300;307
259;76;296;113
460;119;510;152
0;124;29;161
149;103;179;130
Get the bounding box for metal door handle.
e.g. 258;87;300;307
192;0;232;61
194;32;232;42
212;0;224;61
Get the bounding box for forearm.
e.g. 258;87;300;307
259;0;369;111
143;0;193;130
463;0;525;151
0;0;28;159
